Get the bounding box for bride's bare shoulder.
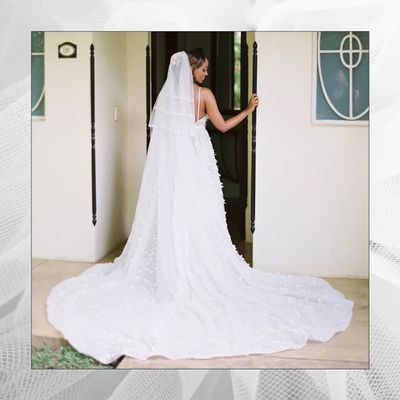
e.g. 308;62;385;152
202;87;215;100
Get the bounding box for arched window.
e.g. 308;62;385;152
313;31;369;125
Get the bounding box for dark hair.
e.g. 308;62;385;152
186;49;207;71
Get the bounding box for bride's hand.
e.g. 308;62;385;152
247;94;259;112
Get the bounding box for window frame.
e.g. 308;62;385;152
311;31;369;127
32;31;45;120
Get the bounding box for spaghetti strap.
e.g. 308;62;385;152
197;87;201;121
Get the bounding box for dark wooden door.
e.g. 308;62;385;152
150;32;248;242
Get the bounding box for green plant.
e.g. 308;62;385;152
32;342;116;369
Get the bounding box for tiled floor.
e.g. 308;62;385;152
32;243;368;369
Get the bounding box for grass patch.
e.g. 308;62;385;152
32;342;119;369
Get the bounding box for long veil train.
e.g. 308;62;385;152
46;51;353;364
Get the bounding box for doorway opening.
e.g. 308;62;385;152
150;32;252;264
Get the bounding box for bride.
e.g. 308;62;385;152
46;50;353;365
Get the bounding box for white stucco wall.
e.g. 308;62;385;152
32;32;149;262
92;32;128;261
32;32;95;261
124;32;149;238
253;32;368;278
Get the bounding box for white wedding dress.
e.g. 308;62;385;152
46;51;353;365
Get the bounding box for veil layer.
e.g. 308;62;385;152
110;51;210;303
149;51;195;135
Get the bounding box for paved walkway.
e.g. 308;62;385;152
32;245;368;369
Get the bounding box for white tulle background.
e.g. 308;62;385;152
1;0;399;398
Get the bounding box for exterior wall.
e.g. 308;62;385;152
32;32;95;261
32;32;149;262
253;32;368;278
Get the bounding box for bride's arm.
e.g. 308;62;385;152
203;88;258;133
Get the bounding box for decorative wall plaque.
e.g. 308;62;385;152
58;42;77;58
